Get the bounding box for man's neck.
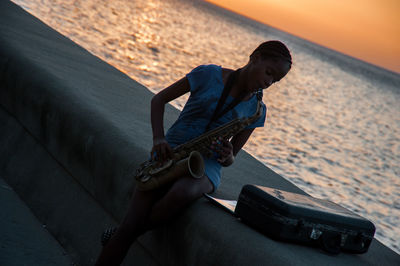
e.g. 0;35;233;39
230;69;252;101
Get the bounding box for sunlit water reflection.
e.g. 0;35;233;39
12;0;400;254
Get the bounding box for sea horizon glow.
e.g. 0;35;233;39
205;0;400;74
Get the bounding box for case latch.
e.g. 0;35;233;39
310;228;322;240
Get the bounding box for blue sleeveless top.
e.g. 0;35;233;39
165;64;266;191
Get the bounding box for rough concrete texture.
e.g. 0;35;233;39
0;177;72;266
0;1;399;265
0;106;156;265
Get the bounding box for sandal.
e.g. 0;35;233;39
101;227;118;246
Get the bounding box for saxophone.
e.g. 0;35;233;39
134;92;263;191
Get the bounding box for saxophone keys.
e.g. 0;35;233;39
148;159;173;175
140;174;151;182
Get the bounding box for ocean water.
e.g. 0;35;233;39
12;0;400;254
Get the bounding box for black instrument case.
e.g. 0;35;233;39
234;185;375;254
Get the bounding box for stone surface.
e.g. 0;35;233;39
0;177;71;266
0;1;399;265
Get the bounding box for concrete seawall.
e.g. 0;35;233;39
1;1;398;265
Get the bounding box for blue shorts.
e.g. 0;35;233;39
204;157;221;192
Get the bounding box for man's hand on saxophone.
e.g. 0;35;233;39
211;137;235;167
151;136;173;166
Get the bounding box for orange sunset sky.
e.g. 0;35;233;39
205;0;400;74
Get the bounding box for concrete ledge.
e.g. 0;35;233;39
0;105;155;265
1;1;398;265
0;176;71;266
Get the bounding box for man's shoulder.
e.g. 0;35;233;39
189;64;221;75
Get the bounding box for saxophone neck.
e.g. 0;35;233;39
248;91;263;123
256;88;263;101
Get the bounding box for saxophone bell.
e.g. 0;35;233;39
185;151;205;179
135;151;205;191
